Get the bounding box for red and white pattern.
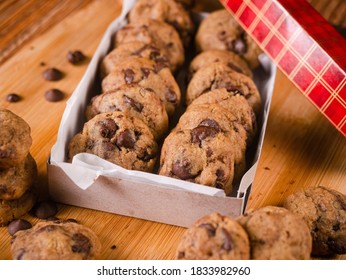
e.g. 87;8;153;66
220;0;346;137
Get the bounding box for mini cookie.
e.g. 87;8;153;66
11;219;102;260
101;57;181;117
195;9;262;69
175;104;247;183
159;129;234;195
115;19;184;72
85;85;169;141
0;189;35;226
189;89;257;145
283;186;346;256
237;206;312;259
68;112;158;172
176;212;250;259
189;50;253;80
0;153;37;200
128;0;194;47
0;109;32;168
186;62;262;116
100;41;171;77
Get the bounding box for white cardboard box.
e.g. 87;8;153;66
47;0;277;228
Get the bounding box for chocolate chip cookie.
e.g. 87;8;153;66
175;104;247;183
101;57;181;117
195;9;262;69
189;89;257;146
100;41;172;77
189;50;253;80
0;189;36;226
159;129;235;195
11;219;102;260
68;112;158;172
283;186;346;256
128;0;194;47
115;18;184;72
0;109;32;168
186;62;262;115
237;206;312;259
85;84;169;141
176;212;250;259
0;153;37;200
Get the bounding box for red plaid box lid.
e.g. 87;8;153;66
220;0;346;137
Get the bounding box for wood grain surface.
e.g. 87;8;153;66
0;0;345;260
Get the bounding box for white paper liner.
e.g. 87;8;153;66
49;0;276;200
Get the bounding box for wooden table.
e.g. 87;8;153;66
0;0;345;260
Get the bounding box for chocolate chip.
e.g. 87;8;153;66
44;89;64;102
99;118;118;138
137;150;156;162
124;95;143;112
199;223;216;237
6;93;21;102
102;141;116;152
172;160;195;180
116;129;135;149
140;67;151;79
165;88;177;103
198;119;221;132
15;248;26;260
191;126;218;144
42;68;63;81
67;50;86;64
225;85;244;96
217;30;227;41
123;68;135;84
110;245;117;250
72;233;91;254
232;35;247;55
216;169;225;181
8;219;32;236
31;200;58;219
227;63;243;74
220;228;233;251
0;184;8;195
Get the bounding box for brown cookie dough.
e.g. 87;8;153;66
0;109;32;168
175;104;247;183
283;186;346;256
176;212;250;259
159;129;234;195
0;153;37;200
128;0;194;47
237;206;312;259
68;112;158;172
186;62;262;116
195;9;262;69
86;85;169;141
11;219;102;260
189;50;253;80
101;57;181;117
115;18;184;72
189;89;257;146
0;189;36;226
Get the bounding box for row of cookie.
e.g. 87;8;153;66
0;109;37;226
176;186;346;259
67;1;193;170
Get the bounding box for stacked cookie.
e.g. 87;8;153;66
158;9;262;195
68;0;193;172
0;109;37;226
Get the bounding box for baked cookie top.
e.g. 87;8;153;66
0;153;37;200
101;56;181;117
11;219;102;260
237;206;312;260
283;186;346;256
68;112;158;172
0;109;32;168
115;19;184;72
86;85;169;141
195;9;262;69
176;212;250;260
189;49;253;80
186;62;262;116
128;0;194;47
159;129;235;195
